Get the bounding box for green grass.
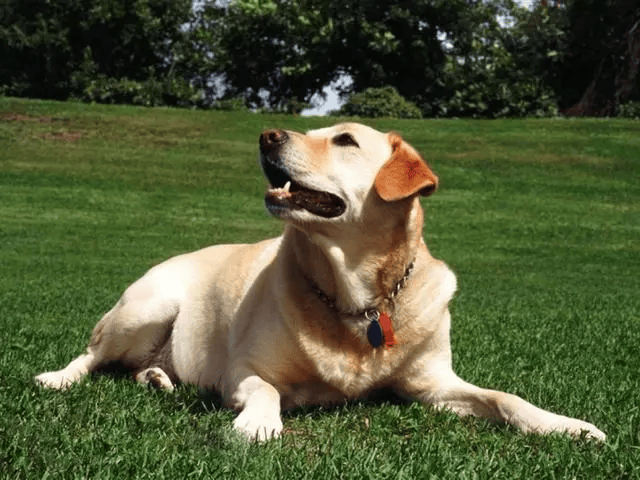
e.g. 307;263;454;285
1;97;639;479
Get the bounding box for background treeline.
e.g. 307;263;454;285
1;0;639;118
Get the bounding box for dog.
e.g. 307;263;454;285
35;123;606;442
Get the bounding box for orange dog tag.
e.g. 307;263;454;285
378;312;396;347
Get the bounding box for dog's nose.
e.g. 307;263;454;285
260;129;288;152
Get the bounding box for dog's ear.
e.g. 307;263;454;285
374;133;438;202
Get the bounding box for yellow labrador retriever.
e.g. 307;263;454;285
35;123;605;442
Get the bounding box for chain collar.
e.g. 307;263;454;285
305;260;415;318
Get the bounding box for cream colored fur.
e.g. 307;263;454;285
35;123;605;442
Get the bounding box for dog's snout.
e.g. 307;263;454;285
260;129;288;152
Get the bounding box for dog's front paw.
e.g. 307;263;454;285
565;419;606;442
533;414;607;442
233;408;283;442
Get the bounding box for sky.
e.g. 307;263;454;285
302;0;536;116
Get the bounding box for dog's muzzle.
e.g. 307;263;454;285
259;129;346;219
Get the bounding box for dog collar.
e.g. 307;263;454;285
306;260;415;349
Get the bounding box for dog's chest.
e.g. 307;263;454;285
294;325;414;400
278;352;404;410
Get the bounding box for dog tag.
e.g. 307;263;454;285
367;318;384;348
378;312;396;347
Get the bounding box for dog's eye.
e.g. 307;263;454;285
332;133;359;148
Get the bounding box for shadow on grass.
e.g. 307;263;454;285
92;365;411;417
84;362;563;445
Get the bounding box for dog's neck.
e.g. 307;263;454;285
285;198;424;316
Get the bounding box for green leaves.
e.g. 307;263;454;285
0;0;199;106
2;0;637;117
338;86;422;119
233;0;278;15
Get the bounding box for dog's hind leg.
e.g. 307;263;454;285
35;277;180;390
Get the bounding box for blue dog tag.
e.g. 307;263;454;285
367;319;383;348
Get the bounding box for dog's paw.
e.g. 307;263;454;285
134;367;175;391
534;415;607;442
565;419;606;442
34;371;74;390
232;408;283;442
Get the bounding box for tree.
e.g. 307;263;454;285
0;0;205;106
555;0;640;115
199;0;332;110
505;1;568;100
10;0;634;118
202;0;563;117
415;0;560;117
202;0;479;112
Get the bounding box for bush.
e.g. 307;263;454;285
255;98;311;115
617;101;640;119
338;86;422;119
71;74;204;108
214;97;249;111
434;73;559;118
283;99;311;115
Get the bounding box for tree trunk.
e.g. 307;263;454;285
614;19;640;109
562;57;614;116
564;18;640;116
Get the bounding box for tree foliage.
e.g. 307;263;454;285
0;0;205;106
430;0;559;117
199;0;331;109
1;0;638;117
201;0;570;117
203;0;475;111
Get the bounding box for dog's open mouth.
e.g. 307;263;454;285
262;160;346;218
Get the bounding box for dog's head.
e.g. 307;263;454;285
259;123;438;224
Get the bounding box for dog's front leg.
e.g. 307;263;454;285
403;367;606;441
230;374;283;441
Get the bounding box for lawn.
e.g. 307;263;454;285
1;97;639;479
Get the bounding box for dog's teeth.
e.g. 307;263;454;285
283;181;291;192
